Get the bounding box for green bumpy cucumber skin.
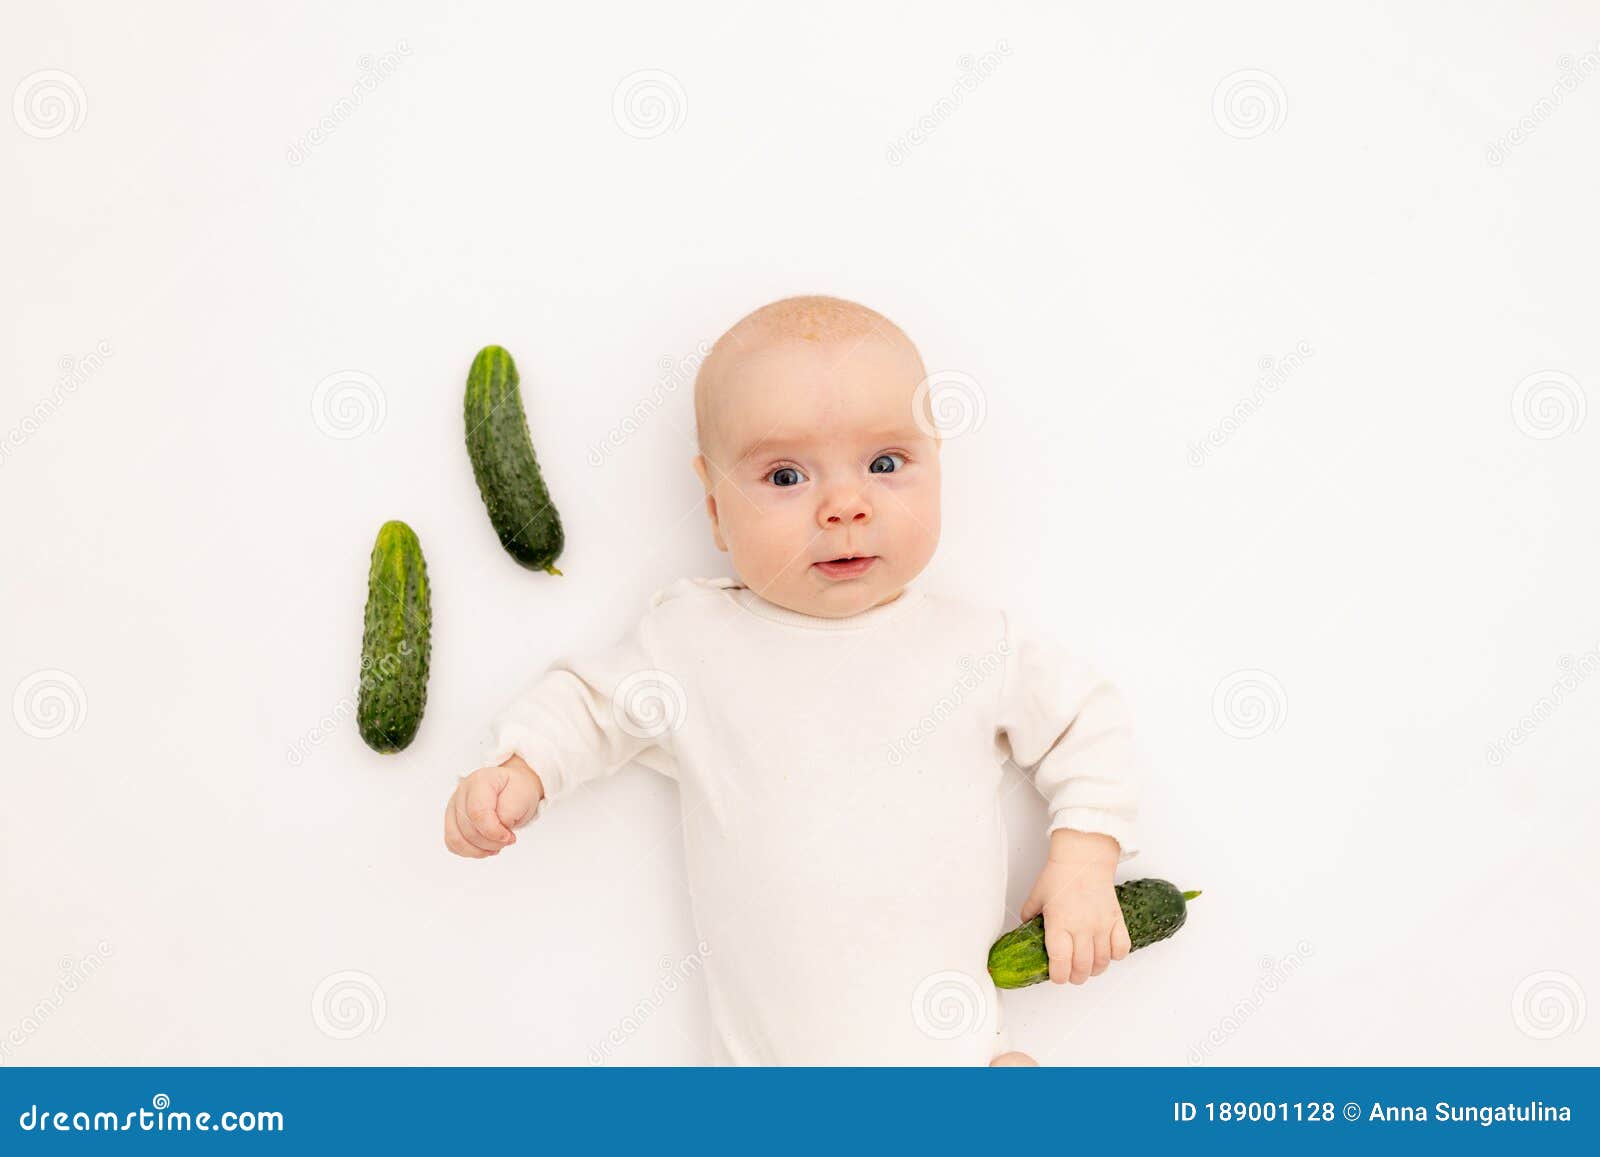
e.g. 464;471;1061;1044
986;878;1198;989
464;345;565;575
357;520;432;753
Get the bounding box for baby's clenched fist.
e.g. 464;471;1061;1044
443;754;545;858
1019;828;1131;985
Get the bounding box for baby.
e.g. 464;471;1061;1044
443;295;1141;1065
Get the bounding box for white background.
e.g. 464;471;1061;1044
3;1;1597;1066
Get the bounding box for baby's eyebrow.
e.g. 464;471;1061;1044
738;427;921;462
738;434;810;461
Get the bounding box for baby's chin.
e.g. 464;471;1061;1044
780;565;907;618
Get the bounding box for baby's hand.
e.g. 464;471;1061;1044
1018;829;1131;985
443;754;546;858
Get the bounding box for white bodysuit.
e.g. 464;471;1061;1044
481;575;1141;1065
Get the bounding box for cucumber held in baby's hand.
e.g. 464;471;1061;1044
987;878;1200;989
464;345;565;575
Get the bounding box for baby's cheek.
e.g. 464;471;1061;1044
726;511;800;584
898;489;941;555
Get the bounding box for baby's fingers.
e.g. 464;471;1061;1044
1110;918;1132;961
1043;918;1074;985
1069;927;1096;984
1089;928;1112;977
443;801;490;858
455;782;510;853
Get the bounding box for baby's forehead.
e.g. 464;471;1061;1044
713;331;919;413
694;295;927;458
710;345;930;463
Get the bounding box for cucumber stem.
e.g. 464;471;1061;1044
1181;890;1202;901
544;564;564;576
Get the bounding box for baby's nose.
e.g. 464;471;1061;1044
823;495;871;524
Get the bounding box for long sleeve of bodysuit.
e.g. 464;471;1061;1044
477;611;680;819
992;610;1141;861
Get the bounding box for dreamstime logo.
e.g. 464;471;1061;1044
1212;69;1287;139
912;370;986;440
910;969;990;1040
1485;645;1600;766
1186;940;1313;1064
1486;45;1600;166
612;669;688;739
1211;669;1287;739
1188;341;1315;466
286;43;411;165
1511;970;1586;1040
612;69;686;139
0;940;114;1066
12;669;87;739
887;639;1010;766
311;970;386;1039
13;69;87;139
586;941;711;1065
588;340;712;466
310;370;386;440
1510;370;1586;440
885;41;1011;166
0;340;113;469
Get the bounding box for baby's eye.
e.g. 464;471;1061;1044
869;453;906;475
768;465;807;487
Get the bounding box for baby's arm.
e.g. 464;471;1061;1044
443;612;675;858
995;611;1141;985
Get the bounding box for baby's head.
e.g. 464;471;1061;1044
692;295;941;619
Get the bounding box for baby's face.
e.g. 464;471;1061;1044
693;331;941;619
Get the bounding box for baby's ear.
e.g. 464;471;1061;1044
704;496;727;552
691;455;728;551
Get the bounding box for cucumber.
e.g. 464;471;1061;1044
987;879;1200;989
357;520;432;753
464;345;565;574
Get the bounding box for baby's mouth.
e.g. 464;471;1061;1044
812;554;879;580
